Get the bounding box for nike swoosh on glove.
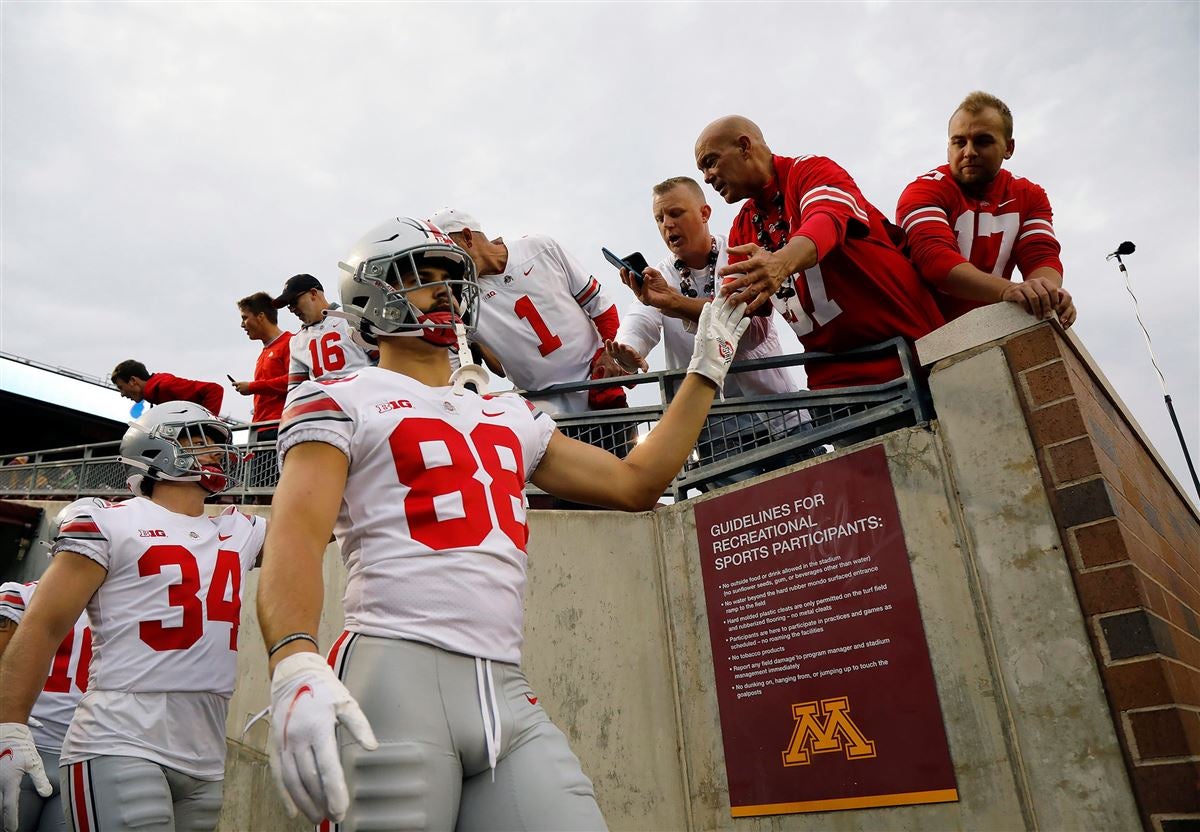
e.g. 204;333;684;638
268;652;378;824
686;295;751;388
0;723;51;832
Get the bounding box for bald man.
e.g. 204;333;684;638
696;116;945;389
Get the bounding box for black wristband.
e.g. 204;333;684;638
268;632;318;657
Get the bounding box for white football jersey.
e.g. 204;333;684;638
52;499;266;778
278;366;556;664
471;235;613;414
0;581;90;752
288;304;377;391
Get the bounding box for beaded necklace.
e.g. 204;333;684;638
673;237;721;299
749;191;797;300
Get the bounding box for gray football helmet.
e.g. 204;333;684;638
119;401;241;496
336;217;479;346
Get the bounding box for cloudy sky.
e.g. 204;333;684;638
1;2;1196;498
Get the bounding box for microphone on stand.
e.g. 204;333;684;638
1104;241;1199;496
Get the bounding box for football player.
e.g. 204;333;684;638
0;403;266;832
273;274;377;392
429;208;624;415
896;91;1075;326
257;216;750;829
0;501;100;832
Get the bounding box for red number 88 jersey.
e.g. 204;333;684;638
278;367;556;665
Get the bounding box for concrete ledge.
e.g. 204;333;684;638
917;303;1048;368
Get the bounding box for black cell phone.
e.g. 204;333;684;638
602;247;649;288
226;374;236;384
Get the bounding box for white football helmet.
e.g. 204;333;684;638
336;217;479;347
119;401;241;496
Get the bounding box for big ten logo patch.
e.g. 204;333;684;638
781;696;876;766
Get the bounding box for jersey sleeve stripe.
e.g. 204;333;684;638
281;392;345;420
60;518;102;536
572;277;601;307
900;206;948;227
1021;218;1054;229
799;186;869;223
1018;229;1057;241
903;215;951;231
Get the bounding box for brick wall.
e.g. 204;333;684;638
1003;322;1200;832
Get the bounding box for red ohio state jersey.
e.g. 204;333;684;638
897;165;1063;322
0;581;90;752
728;155;944;390
288;308;376;391
470;235;614;414
278;367;556;664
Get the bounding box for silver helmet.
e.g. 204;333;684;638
119;401;240;496
336;217;479;346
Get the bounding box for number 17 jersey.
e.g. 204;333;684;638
278;367;556;664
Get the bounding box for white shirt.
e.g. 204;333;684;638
616;235;796;398
471;235;614;415
52;499;266;778
279;367;556;664
0;581;89;753
288;304;377;391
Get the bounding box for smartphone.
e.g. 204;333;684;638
602;248;649;288
226;374;236;384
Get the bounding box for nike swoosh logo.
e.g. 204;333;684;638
282;684;314;750
997;199;1016;208
218;533;232;542
0;748;12;762
482;410;505;417
525;694;538;705
523;267;533;276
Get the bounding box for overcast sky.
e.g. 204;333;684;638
1;2;1196;498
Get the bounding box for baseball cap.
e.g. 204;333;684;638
272;273;323;309
429;208;483;234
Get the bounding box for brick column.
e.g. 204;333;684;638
1002;322;1200;832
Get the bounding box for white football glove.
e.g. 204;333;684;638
0;723;51;832
267;652;378;824
687;295;751;388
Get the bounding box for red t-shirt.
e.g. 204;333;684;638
143;372;224;415
896;165;1063;322
728;155;944;389
247;331;292;426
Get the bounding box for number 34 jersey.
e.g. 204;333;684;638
279;367;556;665
52;499;266;778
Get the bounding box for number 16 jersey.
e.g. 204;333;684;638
278;367;556;664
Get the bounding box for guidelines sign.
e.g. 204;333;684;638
694;445;957;816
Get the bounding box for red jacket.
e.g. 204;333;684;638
143;372;224;415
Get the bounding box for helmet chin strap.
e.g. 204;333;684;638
449;321;489;396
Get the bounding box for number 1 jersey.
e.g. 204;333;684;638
278;367;556;664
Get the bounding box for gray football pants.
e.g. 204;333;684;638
60;756;222;832
321;632;607;832
17;749;63;832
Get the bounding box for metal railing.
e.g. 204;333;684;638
0;339;932;503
